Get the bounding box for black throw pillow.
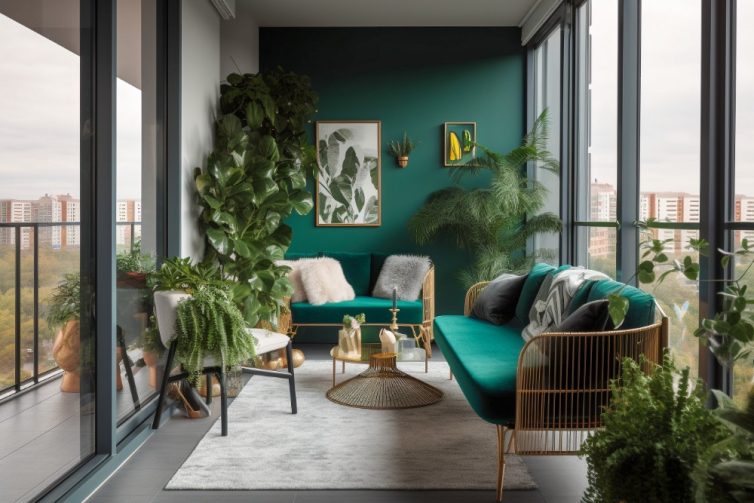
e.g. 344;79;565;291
552;300;614;333
471;274;528;325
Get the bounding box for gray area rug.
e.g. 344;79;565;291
166;360;536;491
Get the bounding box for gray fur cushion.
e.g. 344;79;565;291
372;255;432;301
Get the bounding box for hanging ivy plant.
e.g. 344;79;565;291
195;68;318;327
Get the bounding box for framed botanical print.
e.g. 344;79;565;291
443;121;477;166
315;120;381;226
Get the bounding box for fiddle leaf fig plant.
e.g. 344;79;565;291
195;69;318;327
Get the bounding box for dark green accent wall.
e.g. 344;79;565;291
260;27;525;315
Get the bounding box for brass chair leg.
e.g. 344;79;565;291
506;429;516;454
496;425;506;502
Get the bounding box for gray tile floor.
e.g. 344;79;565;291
0;351;159;503
90;344;589;503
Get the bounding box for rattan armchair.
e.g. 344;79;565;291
463;280;668;500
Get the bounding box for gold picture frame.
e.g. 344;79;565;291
315;120;382;227
443;121;477;167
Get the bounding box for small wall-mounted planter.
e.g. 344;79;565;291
397;156;409;168
388;132;416;169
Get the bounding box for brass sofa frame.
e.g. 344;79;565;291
283;266;436;357
463;281;669;501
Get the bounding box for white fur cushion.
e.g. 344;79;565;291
277;259;313;303
299;257;355;306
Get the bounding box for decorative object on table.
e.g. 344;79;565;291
195;69;317;327
373;255;432;302
443;121;476;166
46;273;83;393
298;257;356;305
387;131;416;168
315;120;381;226
378;328;398;353
580;354;728;503
411;111;561;287
326;352;442;410
338;313;365;357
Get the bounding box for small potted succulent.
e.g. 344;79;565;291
46;273;82;392
388;131;417;168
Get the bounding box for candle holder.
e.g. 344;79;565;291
389;308;400;332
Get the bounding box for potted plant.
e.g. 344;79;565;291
581;354;729;502
46;273;82;392
140;315;164;388
409;110;562;286
387;131;417;168
116;240;155;289
150;257;256;384
338;313;365;357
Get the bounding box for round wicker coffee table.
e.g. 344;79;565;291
326;351;443;410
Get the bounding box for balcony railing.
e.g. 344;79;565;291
0;221;141;400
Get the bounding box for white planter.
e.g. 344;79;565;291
153;290;191;347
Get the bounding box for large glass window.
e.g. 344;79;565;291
0;2;96;498
115;0;164;423
530;26;561;263
574;0;619;276
640;0;701;379
733;0;754;407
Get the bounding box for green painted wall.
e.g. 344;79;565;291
260;27;525;315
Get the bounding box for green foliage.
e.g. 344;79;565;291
149;257;225;293
693;388;754;503
408;110;562;286
116;240;155;275
342;313;365;329
174;285;255;382
45;273;81;333
608;222;754;369
196;68;318;327
387;131;417;158
141;314;165;356
581;354;728;503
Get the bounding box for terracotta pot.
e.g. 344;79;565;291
397;156;409;168
116;271;148;289
52;320;81;393
142;350;159;388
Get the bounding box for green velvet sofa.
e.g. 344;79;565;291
284;252;435;350
433;263;668;501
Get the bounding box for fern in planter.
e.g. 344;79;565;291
195;68;317;327
581;354;728;503
45;273;81;333
173;285;255;382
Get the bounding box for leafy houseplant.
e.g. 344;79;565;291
195;68;317;328
387;131;417;168
409;110;562;286
46;273;82;392
116;240;155;287
581;354;728;503
151;257;256;383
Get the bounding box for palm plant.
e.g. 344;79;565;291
409;110;562;286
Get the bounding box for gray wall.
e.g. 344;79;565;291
180;0;220;259
220;1;259;78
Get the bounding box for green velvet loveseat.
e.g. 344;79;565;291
284;252;435;351
433;263;668;501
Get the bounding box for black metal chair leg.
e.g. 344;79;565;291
217;370;228;436
152;341;177;430
118;326;140;410
205;373;212;405
286;340;297;414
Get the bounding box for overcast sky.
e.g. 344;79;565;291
0;13;142;201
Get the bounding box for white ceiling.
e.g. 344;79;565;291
239;0;541;27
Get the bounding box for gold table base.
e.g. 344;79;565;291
326;352;443;410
